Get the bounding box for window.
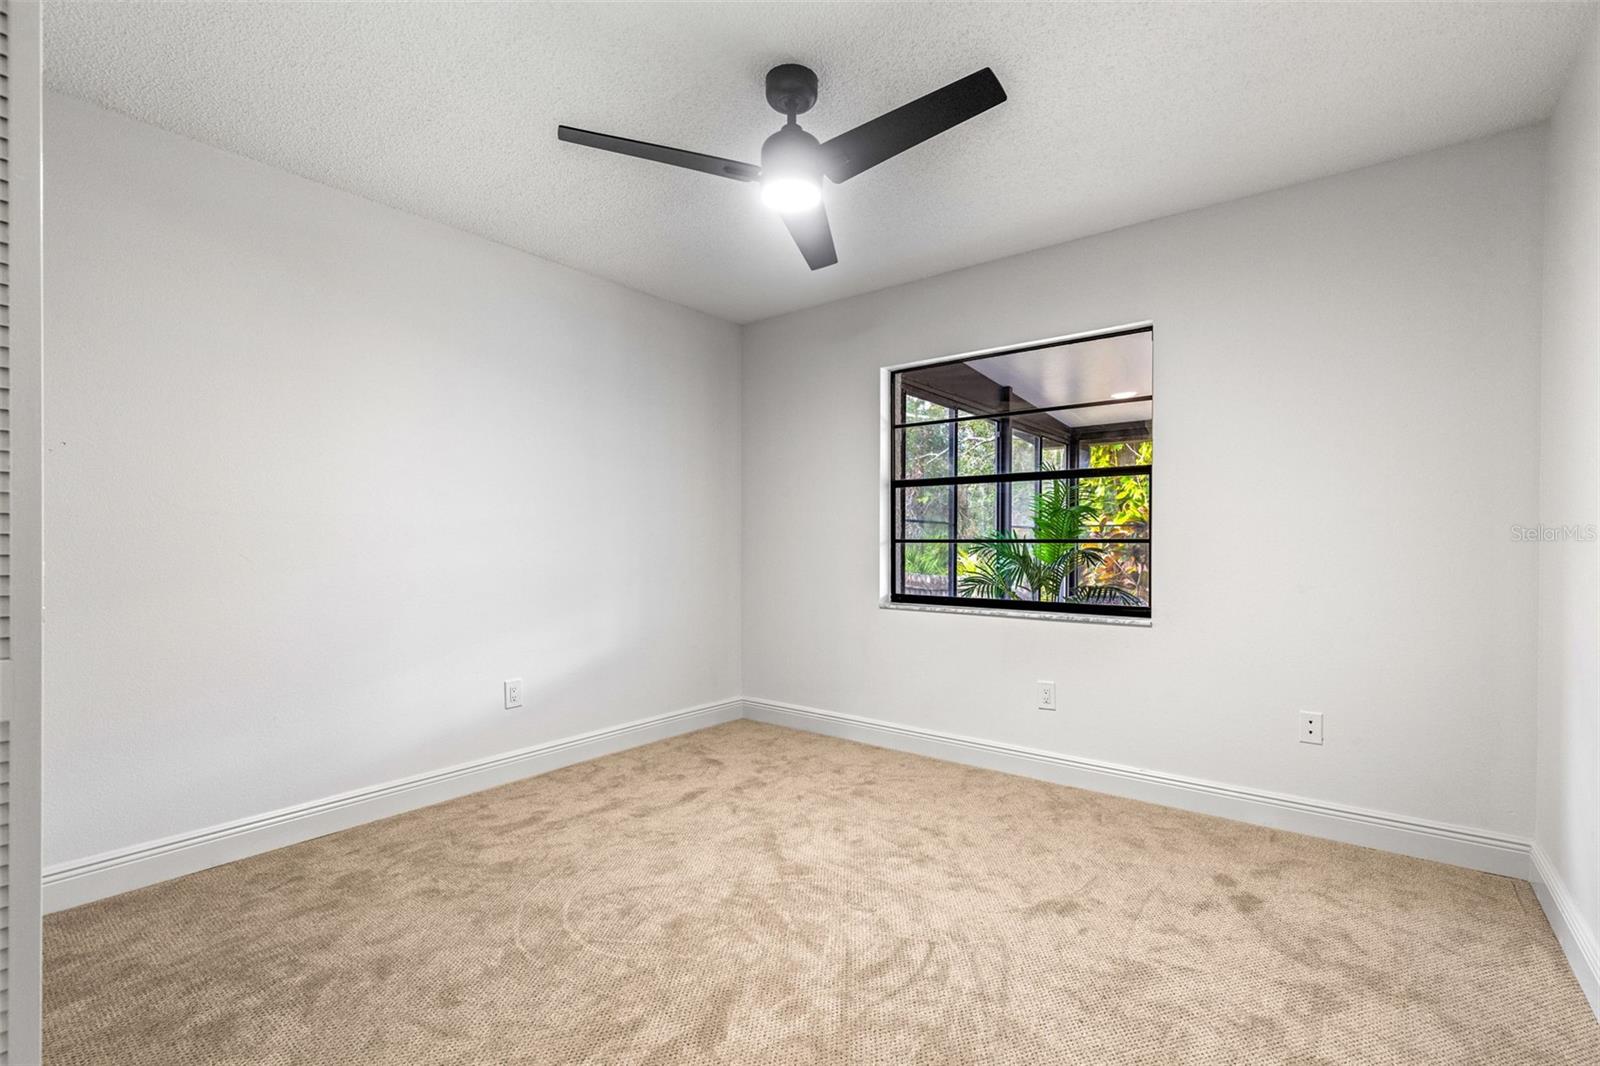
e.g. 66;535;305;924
889;326;1153;619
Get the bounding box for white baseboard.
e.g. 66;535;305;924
43;697;743;913
743;697;1534;879
38;692;1541;913
1532;846;1600;1016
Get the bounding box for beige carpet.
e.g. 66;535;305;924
44;720;1599;1065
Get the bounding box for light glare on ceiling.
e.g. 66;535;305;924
1110;390;1138;400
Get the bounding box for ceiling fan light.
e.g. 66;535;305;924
760;175;822;213
759;123;824;214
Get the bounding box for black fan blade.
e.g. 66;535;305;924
557;126;761;182
819;68;1006;183
781;202;838;270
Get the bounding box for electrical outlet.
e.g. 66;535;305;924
1299;711;1323;745
1037;680;1057;711
504;678;524;710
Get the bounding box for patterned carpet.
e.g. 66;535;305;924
44;720;1600;1064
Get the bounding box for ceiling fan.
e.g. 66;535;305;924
557;64;1006;271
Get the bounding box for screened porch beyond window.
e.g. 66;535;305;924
890;327;1153;618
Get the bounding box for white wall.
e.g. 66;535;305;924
742;128;1545;838
42;93;742;867
1535;8;1600;985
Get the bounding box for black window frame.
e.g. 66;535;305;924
888;325;1153;620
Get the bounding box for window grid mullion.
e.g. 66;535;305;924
892;464;1152;490
890;393;1152;430
946;409;959;595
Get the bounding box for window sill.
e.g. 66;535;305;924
879;600;1152;627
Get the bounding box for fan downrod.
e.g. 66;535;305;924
765;64;818;117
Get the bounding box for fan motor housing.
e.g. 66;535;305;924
761;124;822;176
766;64;819;116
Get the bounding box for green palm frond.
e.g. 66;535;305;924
958;534;1038;599
1071;543;1111;572
1030;484;1097;569
956;545;1016;599
1032;484;1095;539
1064;583;1144;606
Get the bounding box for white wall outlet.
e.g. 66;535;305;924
1037;680;1057;711
503;678;524;710
1300;711;1324;745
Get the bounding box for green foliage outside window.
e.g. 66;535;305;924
955;480;1143;605
898;396;1150;604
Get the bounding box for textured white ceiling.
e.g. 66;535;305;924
43;1;1593;323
